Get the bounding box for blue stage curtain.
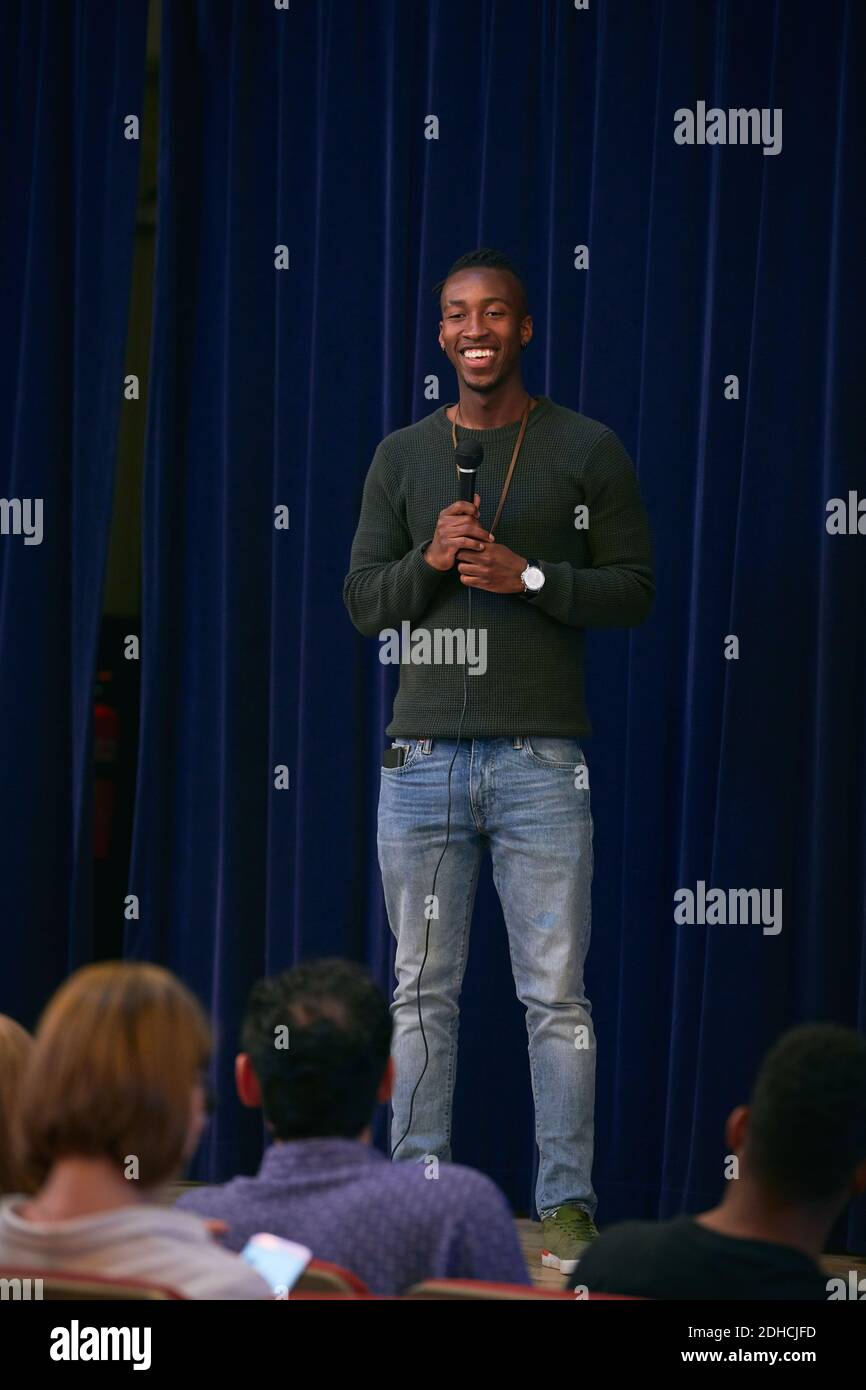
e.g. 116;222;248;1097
0;1;149;1023
128;0;865;1247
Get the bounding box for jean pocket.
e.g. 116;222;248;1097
381;738;423;772
524;736;586;769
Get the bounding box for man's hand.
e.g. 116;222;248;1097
423;494;492;573
202;1219;229;1239
457;540;527;594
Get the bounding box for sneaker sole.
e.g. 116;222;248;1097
541;1249;580;1275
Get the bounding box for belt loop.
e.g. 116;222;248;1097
422;737;432;754
512;735;523;749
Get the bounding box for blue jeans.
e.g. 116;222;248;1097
377;735;596;1219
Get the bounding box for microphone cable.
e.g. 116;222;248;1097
390;455;480;1160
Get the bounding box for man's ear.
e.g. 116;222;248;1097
234;1052;263;1109
376;1056;395;1106
724;1104;749;1153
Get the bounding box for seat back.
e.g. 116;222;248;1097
292;1259;370;1296
404;1279;576;1300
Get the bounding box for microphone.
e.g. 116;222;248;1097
455;439;483;503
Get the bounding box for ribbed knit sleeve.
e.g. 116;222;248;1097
342;441;447;636
532;429;655;628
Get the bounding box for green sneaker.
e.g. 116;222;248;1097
540;1205;599;1274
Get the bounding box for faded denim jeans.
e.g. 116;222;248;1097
377;735;596;1219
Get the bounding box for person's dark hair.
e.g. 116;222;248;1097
433;248;529;319
745;1023;866;1203
240;959;392;1140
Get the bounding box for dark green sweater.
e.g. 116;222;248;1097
343;395;654;737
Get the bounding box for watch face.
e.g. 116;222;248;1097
525;566;544;591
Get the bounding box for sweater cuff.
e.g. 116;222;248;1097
529;560;573;624
407;540;449;601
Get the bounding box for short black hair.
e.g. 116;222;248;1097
433;248;529;319
745;1023;866;1203
240;959;392;1140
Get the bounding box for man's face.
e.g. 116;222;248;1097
438;268;531;394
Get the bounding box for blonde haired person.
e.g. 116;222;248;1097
0;1014;33;1194
0;962;269;1299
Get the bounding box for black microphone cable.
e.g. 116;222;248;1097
390;442;481;1159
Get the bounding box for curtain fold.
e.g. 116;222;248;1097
129;0;865;1245
0;0;149;1023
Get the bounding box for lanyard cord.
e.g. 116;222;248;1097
451;395;534;535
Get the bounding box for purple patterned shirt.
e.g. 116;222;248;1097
176;1138;530;1295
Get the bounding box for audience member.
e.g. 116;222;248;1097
0;1014;33;1195
569;1024;866;1299
177;958;530;1293
0;962;270;1299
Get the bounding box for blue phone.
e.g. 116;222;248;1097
240;1232;312;1296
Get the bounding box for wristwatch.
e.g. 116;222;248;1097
520;558;545;600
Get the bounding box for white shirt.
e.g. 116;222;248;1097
0;1196;271;1300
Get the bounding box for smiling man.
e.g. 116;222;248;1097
343;248;655;1274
